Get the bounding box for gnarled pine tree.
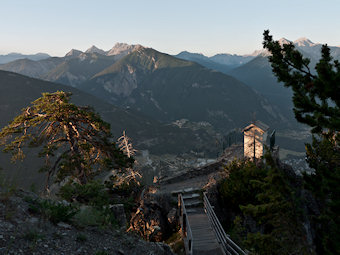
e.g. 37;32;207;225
0;91;133;189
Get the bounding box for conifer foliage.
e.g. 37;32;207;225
0;91;132;189
263;30;340;255
219;154;311;255
263;30;340;133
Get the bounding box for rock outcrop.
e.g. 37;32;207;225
128;186;178;242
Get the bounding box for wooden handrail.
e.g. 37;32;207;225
203;192;247;255
178;193;193;255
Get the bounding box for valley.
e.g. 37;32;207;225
1;39;328;189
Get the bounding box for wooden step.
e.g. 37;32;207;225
193;246;224;255
184;199;203;208
186;208;199;213
182;193;200;200
171;187;201;196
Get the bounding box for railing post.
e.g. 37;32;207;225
178;193;194;255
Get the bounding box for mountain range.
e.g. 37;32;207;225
0;52;50;64
0;43;142;87
79;47;284;132
1;38;332;188
0;44;287;133
1;37;333;157
175;51;255;73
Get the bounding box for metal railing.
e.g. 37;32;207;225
203;192;247;255
178;193;193;255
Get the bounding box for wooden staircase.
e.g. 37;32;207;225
176;188;224;254
176;188;247;255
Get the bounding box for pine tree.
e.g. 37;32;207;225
0;91;133;189
219;154;311;255
263;30;340;134
263;30;340;255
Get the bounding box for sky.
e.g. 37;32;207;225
1;0;340;57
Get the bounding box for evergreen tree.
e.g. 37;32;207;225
263;30;340;255
0;91;133;189
263;30;340;134
219;154;311;255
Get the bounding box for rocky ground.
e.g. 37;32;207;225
282;157;313;175
0;189;173;255
0;143;314;255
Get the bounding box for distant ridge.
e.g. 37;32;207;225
175;51;255;71
0;52;50;64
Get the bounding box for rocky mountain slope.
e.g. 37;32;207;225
79;47;285;132
43;53;117;87
0;70;219;188
0;70;217;155
228;53;295;118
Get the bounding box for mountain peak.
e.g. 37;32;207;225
65;49;83;57
278;38;292;46
85;45;106;55
294;37;315;47
177;51;206;58
107;43;143;56
248;49;269;57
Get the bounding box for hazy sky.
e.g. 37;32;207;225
1;0;340;56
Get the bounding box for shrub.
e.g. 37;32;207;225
27;198;79;224
59;181;109;208
73;206;117;228
59;181;120;227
